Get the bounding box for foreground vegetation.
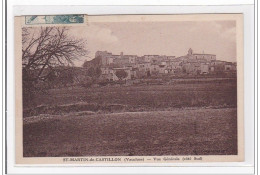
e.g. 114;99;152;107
23;79;236;117
23;79;237;157
23;108;237;157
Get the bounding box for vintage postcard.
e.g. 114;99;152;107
15;14;244;164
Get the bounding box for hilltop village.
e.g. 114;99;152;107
92;48;237;81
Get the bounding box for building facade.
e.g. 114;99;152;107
94;49;236;80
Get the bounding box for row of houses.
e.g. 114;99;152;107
96;48;236;81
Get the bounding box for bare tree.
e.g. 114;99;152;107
22;26;88;107
22;27;88;82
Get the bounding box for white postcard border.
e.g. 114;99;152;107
6;3;255;175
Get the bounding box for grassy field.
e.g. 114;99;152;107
23;108;237;157
23;79;237;156
23;79;237;117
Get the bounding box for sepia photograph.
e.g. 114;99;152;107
15;14;244;163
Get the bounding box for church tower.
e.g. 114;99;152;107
188;48;193;55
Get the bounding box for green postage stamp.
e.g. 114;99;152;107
25;15;84;25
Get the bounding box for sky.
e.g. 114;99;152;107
69;20;237;66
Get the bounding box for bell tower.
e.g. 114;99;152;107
188;48;193;55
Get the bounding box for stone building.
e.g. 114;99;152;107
187;48;216;62
101;67;136;81
94;49;236;79
95;51;113;65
